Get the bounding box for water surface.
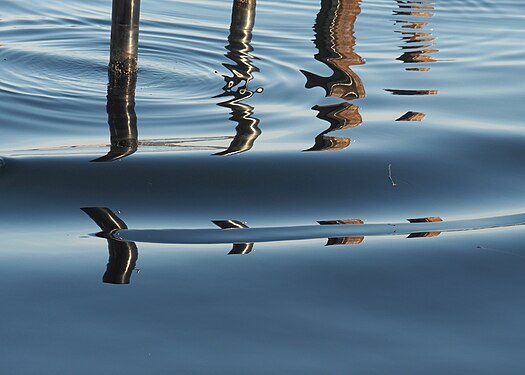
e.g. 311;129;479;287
1;0;525;373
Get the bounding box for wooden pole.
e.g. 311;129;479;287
109;0;141;74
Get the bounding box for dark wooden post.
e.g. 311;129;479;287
109;0;141;74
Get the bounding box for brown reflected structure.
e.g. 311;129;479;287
301;0;365;152
387;0;439;119
304;102;362;151
318;219;364;246
407;216;442;238
81;207;138;284
393;0;438;67
214;0;261;156
92;70;139;162
396;111;425;122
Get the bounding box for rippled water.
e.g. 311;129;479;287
1;0;525;372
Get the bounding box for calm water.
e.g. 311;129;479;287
1;0;525;372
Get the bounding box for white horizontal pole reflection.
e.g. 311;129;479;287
111;213;525;245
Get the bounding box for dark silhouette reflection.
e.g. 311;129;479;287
215;0;261;156
385;89;438;96
82;207;138;284
93;0;140;162
301;0;365;151
92;70;138;162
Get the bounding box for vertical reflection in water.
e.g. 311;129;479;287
390;0;439;121
301;0;365;151
394;0;437;70
93;0;140;162
81;208;138;284
212;220;254;254
304;102;362;151
92;70;139;162
214;0;261;156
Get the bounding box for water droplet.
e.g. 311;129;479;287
117;210;121;214
255;87;264;93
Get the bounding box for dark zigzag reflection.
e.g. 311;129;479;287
93;0;263;161
214;0;261;156
301;0;365;151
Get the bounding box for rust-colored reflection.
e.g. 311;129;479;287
318;219;364;245
215;0;261;156
304;102;362;151
301;0;365;100
82;207;138;284
396;111;425;121
393;0;438;70
302;0;365;152
387;0;439;119
406;216;442;238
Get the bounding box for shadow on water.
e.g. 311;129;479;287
300;0;365;151
214;0;261;156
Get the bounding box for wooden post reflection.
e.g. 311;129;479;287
82;207;138;284
301;0;365;151
93;0;140;162
92;71;139;162
389;0;439;121
214;0;261;156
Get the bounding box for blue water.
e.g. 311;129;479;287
1;0;525;373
